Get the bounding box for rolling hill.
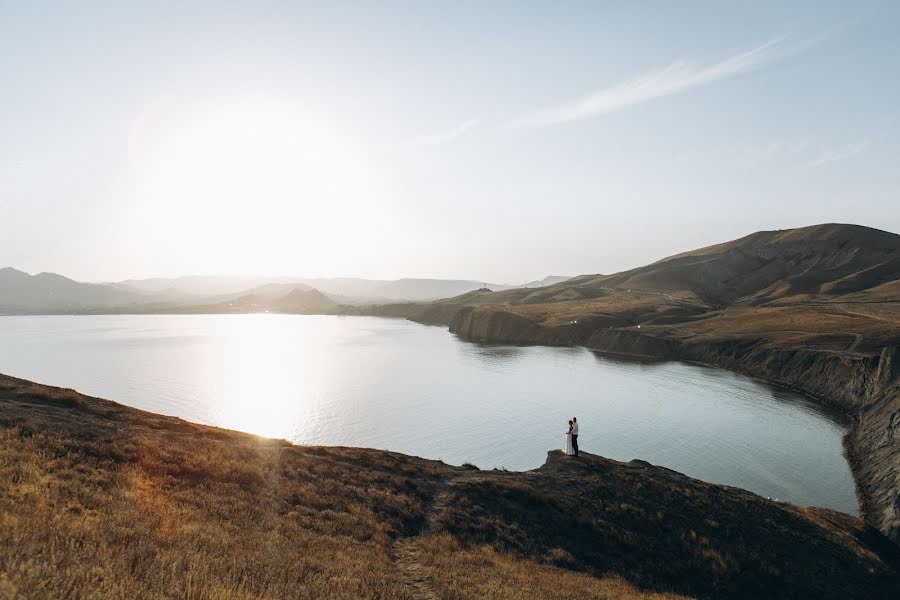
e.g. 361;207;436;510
0;268;140;313
578;223;899;306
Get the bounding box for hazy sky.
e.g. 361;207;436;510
1;1;898;283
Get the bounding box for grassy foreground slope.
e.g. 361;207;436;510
2;374;899;599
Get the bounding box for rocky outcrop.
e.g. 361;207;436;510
682;341;885;411
449;306;542;344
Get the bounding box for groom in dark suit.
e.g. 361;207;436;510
571;417;579;457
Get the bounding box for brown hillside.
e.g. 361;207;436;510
588;224;899;306
365;224;897;324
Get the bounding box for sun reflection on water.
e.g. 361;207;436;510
210;315;315;439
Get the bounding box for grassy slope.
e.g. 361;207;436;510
2;374;899;599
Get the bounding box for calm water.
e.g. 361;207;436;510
0;314;858;514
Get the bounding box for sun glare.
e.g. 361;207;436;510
211;314;312;439
131;98;391;276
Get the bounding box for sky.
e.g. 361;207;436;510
0;1;898;283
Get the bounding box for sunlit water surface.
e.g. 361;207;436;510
0;314;858;514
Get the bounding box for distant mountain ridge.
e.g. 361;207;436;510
0;267;140;312
116;275;574;302
0;268;572;314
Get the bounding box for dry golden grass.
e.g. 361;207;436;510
1;372;899;599
400;533;689;600
659;304;900;354
13;382;86;407
0;375;440;599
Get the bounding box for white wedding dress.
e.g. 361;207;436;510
564;431;575;456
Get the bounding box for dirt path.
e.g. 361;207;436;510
391;481;455;600
392;538;443;600
391;472;491;599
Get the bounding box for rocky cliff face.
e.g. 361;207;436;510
586;329;684;359
449;306;543;344
848;347;900;540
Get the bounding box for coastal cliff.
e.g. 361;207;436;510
594;328;900;540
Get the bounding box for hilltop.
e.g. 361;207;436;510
2;373;898;599
592;223;898;306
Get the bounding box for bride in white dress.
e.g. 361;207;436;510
564;419;575;456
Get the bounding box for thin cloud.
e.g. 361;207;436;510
807;140;868;168
399;119;478;149
511;39;780;128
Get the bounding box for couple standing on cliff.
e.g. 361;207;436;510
565;417;579;457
